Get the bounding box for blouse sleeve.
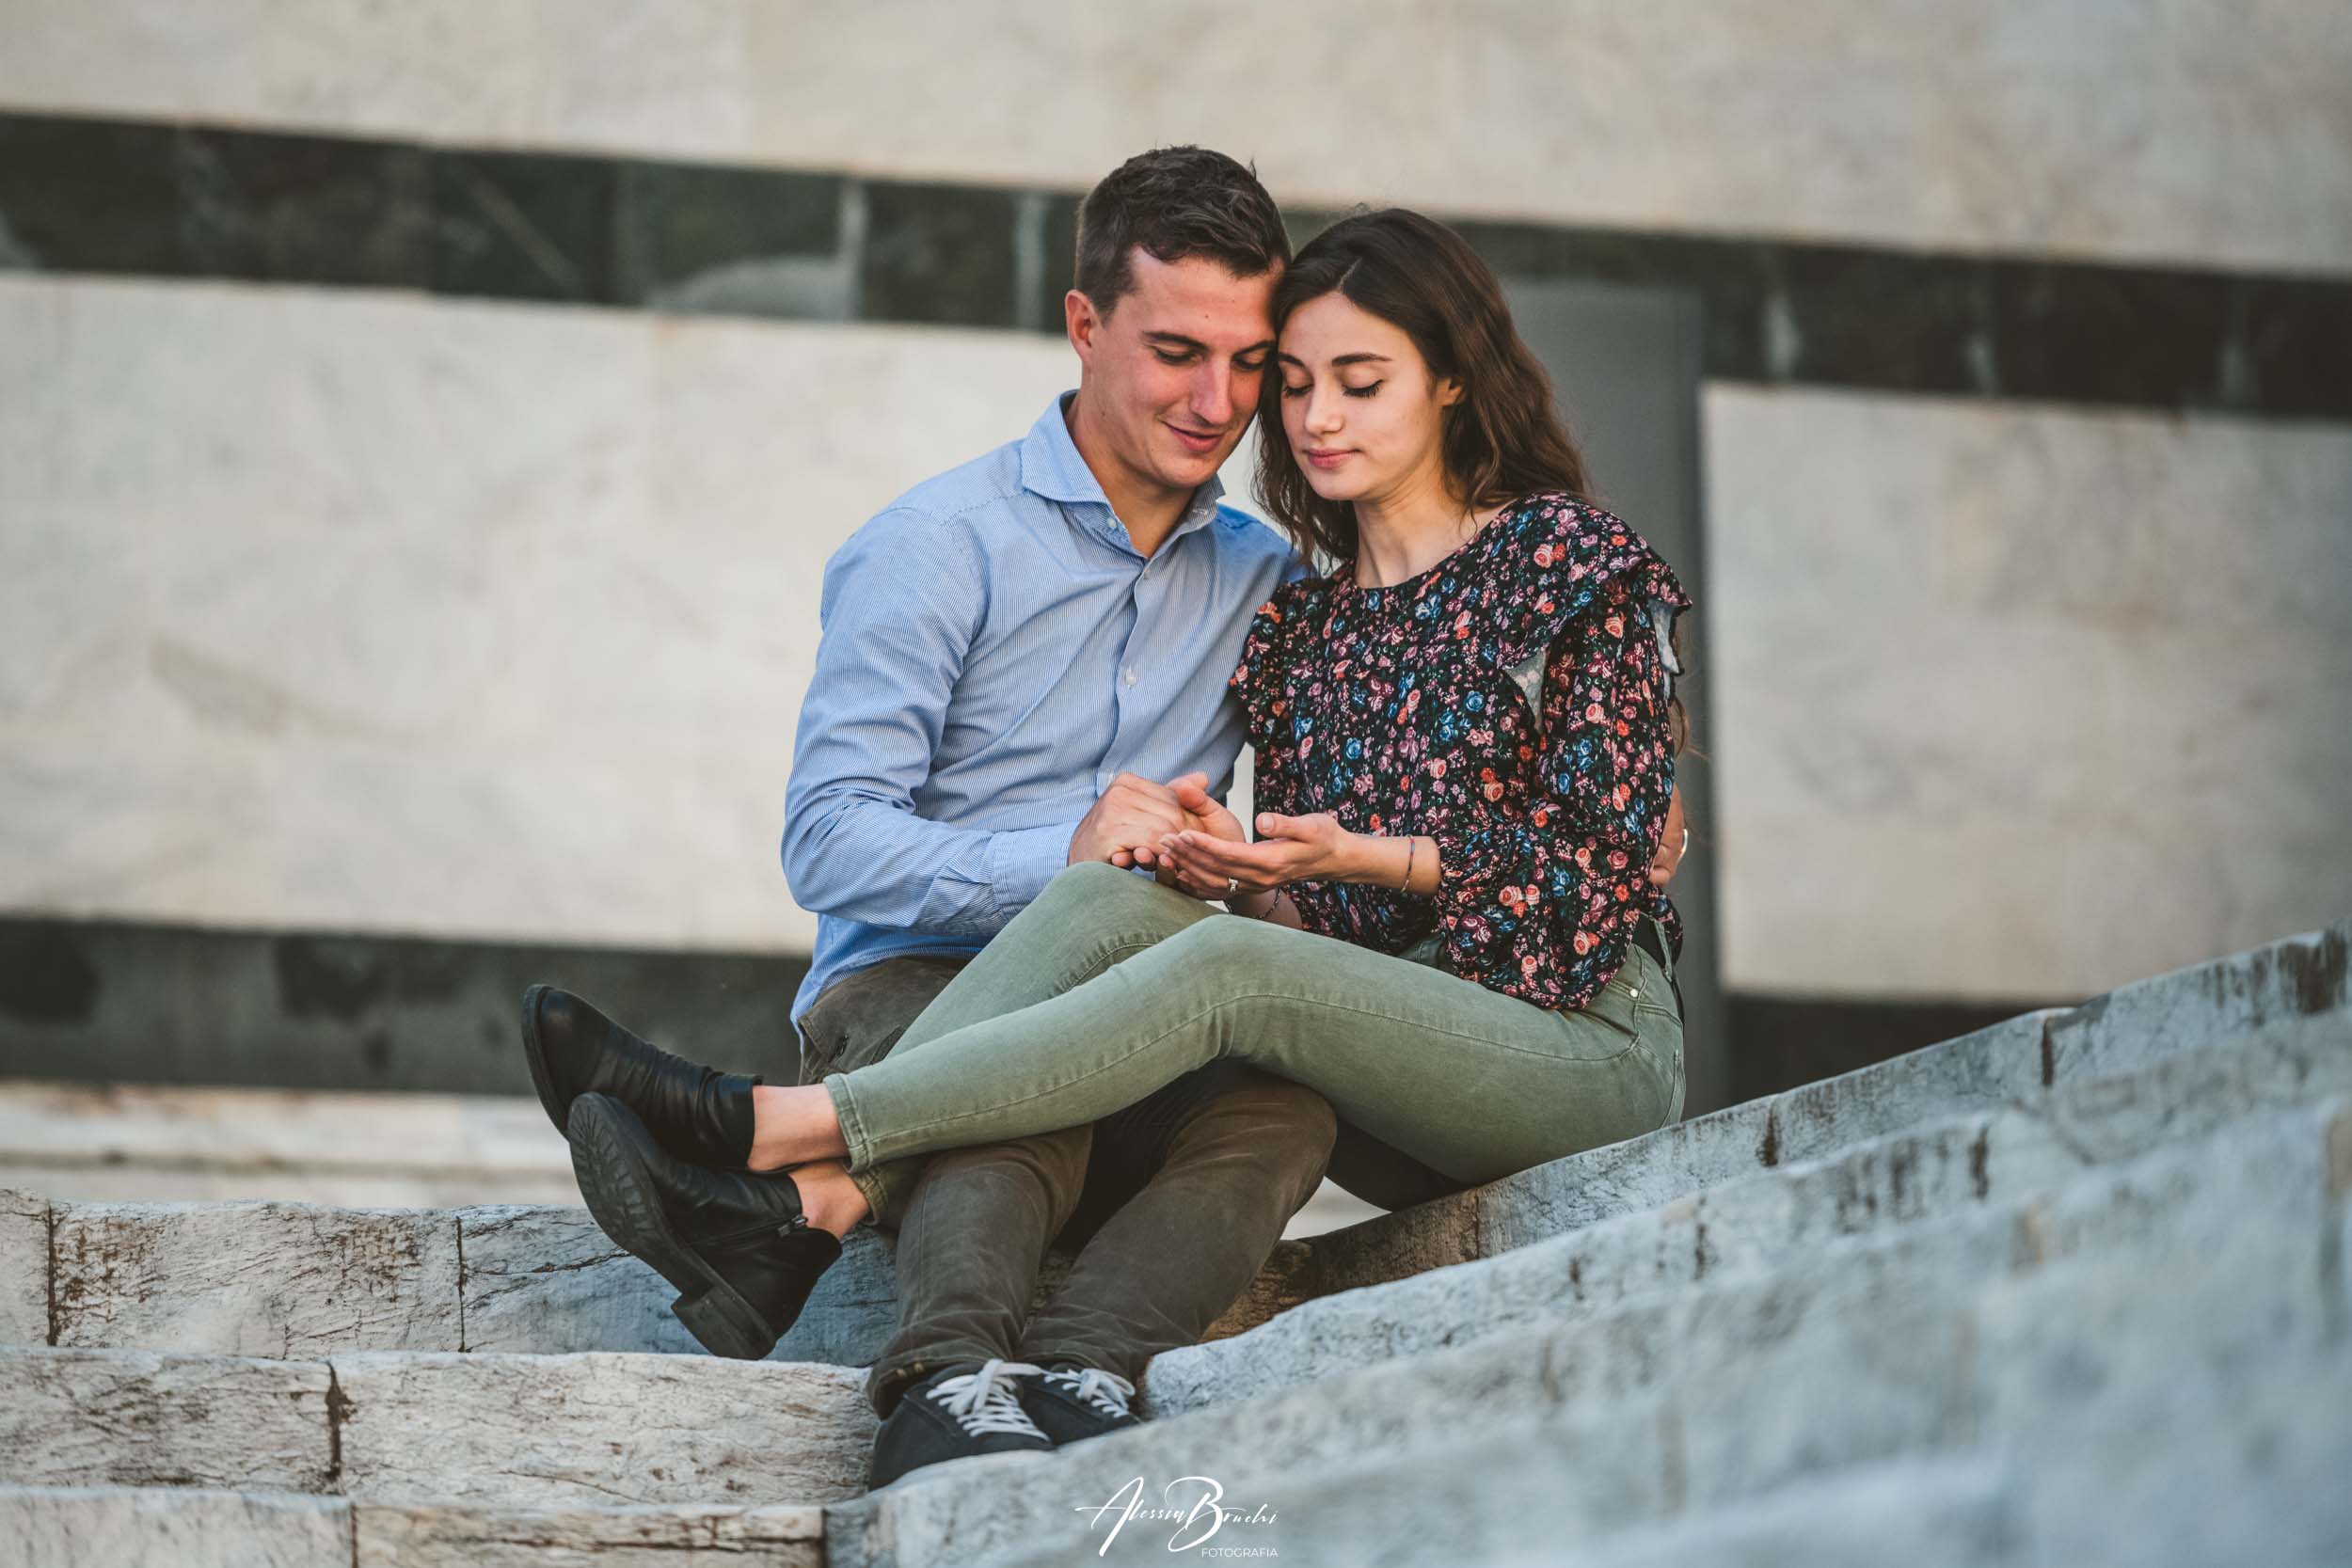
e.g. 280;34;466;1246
1424;578;1680;1008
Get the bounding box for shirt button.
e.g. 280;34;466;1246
1123;669;1137;687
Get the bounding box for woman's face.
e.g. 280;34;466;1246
1275;291;1461;506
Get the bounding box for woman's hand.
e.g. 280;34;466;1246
1159;810;1357;895
1147;777;1249;899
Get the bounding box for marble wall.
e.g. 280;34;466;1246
0;275;1075;951
4;3;2347;1015
7;274;2344;1000
1705;385;2352;999
2;0;2346;276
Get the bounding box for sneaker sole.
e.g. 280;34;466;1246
567;1094;780;1361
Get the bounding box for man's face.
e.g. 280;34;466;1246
1067;250;1279;503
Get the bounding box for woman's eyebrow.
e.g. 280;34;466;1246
1275;351;1393;368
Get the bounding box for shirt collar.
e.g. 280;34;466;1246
1020;391;1228;557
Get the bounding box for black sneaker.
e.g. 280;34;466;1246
566;1092;840;1359
521;984;760;1168
1022;1361;1142;1446
867;1360;1054;1490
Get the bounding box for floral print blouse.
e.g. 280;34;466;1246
1230;492;1692;1012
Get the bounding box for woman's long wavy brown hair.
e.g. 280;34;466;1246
1254;208;1595;567
1255;209;1691;756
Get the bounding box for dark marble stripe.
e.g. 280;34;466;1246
1724;991;2070;1105
4;912;2063;1122
0;915;809;1097
2;109;2345;420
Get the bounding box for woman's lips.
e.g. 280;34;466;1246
1305;448;1354;469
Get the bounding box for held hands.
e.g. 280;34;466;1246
1077;773;1687;900
1156;806;1355;898
1068;771;1216;873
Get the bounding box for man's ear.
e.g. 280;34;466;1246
1065;289;1102;368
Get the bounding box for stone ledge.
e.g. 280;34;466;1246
834;1096;2348;1567
0;1486;826;1568
1143;1031;2352;1416
333;1351;873;1508
0;1347;335;1494
1295;917;2348;1306
0;1185;46;1344
0;1347;871;1511
1;1484;349;1568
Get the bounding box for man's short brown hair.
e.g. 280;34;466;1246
1073;147;1290;316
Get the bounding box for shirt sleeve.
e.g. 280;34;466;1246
1425;579;1679;1008
781;509;1081;935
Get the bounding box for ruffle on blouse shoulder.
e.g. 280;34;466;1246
1482;493;1694;671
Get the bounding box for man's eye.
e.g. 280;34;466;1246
1344;381;1384;399
1235;356;1267;372
1153;350;1193;365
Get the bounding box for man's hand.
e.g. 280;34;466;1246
1068;771;1209;871
1148;777;1248;899
1648;785;1689;889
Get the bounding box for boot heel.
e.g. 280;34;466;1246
673;1287;776;1361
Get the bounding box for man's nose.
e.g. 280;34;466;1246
1192;364;1237;429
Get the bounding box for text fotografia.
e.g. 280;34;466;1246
1076;1476;1280;1555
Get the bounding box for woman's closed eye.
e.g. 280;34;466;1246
1279;379;1384;399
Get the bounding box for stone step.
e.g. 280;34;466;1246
1284;915;2349;1311
0;1347;874;1508
984;1457;2029;1568
0;1079;577;1208
1;1485;824;1568
0;1182;1311;1362
834;1095;2350;1567
1140;1026;2352;1417
1482;1458;2030;1568
0;1074;1387;1226
7;919;2337;1367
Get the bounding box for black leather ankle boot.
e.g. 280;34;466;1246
566;1092;842;1359
521;984;759;1168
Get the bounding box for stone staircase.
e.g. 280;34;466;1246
4;921;2346;1565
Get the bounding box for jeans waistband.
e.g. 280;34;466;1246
1629;915;1684;1020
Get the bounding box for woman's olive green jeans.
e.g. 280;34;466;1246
834;861;1685;1219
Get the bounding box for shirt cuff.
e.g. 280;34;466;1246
985;818;1083;921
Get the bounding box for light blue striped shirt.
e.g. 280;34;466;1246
784;393;1301;1023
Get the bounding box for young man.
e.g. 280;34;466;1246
526;148;1339;1487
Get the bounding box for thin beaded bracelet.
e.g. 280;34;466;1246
1401;835;1418;893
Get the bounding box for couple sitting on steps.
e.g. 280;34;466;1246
516;146;1693;1491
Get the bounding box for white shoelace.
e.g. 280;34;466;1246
927;1359;1049;1440
1043;1365;1136;1419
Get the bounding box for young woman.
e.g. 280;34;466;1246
554;208;1692;1361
